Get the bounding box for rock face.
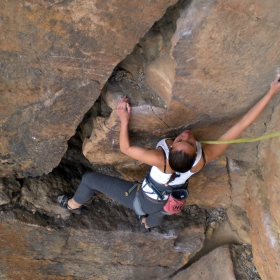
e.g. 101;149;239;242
78;2;280;277
83;0;280;176
1;0;280;279
0;166;207;280
187;157;231;209
0;221;202;279
245;103;280;280
172;245;235;280
0;0;177;178
172;244;260;280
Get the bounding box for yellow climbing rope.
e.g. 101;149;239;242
200;132;280;144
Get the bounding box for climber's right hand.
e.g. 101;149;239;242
270;74;280;95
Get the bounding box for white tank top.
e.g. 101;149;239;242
141;138;203;200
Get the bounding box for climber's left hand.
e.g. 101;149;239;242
117;95;131;124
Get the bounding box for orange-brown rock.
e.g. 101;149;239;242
0;0;177;178
1;0;280;279
83;0;280;178
0;170;207;279
245;104;280;280
227;206;251;244
0;221;185;279
225;159;253;244
187;157;231;209
172;245;235;280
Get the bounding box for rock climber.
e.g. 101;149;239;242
58;74;280;233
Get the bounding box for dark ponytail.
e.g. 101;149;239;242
165;172;181;186
166;148;196;185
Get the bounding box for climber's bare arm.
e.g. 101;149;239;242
117;96;163;167
203;74;280;163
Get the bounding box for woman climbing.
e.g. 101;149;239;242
58;75;280;233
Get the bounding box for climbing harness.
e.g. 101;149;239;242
200;131;280;145
145;175;169;200
125;143;192;215
132;182;146;216
143;175;189;214
124;181;146;216
125;175;189;215
125;181;139;196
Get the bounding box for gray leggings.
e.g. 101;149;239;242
73;172;167;228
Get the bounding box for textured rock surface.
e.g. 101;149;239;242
1;0;280;279
226;159;253;244
83;0;280;176
245;103;280;280
0;0;177;178
172;245;235;280
0;165;207;280
0;159;261;279
0;178;21;205
230;244;261;280
0;221;194;279
77;18;280;280
186;157;231;209
226;206;251;244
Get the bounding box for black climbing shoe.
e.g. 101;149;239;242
57;195;82;215
139;215;151;233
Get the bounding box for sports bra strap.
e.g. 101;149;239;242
202;148;206;167
159;146;167;173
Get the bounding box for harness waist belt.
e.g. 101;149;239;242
147;175;188;191
141;175;189;201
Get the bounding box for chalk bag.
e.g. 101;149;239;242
163;189;188;214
